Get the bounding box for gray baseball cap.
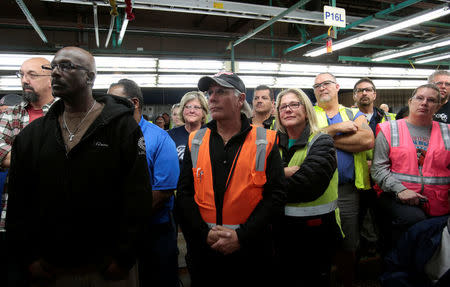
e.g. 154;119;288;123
198;71;245;93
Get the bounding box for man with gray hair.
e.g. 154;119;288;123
176;71;285;287
429;70;450;123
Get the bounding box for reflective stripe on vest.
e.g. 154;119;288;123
438;122;450;151
283;132;339;217
392;172;450;185
191;128;208;169
285;201;338;217
390;120;400;147
255;127;268;171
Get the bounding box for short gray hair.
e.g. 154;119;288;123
178;91;209;124
428;70;450;83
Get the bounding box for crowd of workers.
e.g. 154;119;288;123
0;46;448;287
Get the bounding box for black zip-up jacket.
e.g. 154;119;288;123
176;114;286;251
278;126;337;203
6;94;152;270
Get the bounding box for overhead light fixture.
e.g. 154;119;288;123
159;60;224;73
415;51;450;64
238;62;279;74
95;56;157;72
304;4;450;57
372;36;450;62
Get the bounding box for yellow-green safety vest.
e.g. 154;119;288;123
280;132;343;235
314;105;371;190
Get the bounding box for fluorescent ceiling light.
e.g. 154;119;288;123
158;74;204;87
159;59;224;73
238;62;279;74
305;4;450;57
279;64;327;75
240;76;275;88
94;74;157;89
372;36;450;61
274;77;315;88
415;51;450;64
95;56;157;72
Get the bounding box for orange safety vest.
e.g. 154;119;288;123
188;126;276;229
379;119;450;216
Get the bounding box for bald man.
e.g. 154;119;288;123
6;47;152;287
0;57;56;168
0;58;56;286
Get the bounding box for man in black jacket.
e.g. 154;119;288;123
6;47;152;287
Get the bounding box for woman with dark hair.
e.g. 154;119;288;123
154;114;166;130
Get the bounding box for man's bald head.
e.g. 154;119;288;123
54;46;96;75
51;47;97;100
19;57;52;103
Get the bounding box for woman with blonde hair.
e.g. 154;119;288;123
168;91;209;168
273;88;342;286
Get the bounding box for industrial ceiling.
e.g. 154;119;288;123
0;0;449;91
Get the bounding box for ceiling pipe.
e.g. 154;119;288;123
15;0;48;43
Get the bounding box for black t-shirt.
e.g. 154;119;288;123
167;125;189;169
434;101;450;123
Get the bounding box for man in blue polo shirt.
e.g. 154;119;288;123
108;79;180;287
313;73;374;287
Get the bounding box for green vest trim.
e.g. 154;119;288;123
283;133;339;215
281;132;343;235
313;105;371;190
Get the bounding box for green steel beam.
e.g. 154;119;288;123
232;0;313;47
339;56;450;66
353;44;398;49
283;0;423;54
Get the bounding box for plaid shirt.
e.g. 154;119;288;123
0;98;58;163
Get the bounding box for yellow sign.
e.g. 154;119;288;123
213;2;224;9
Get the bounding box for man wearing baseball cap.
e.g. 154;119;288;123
176;71;286;287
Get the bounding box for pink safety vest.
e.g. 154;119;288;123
379;119;450;216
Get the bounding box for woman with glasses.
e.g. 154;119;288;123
168;91;209;169
273;88;342;287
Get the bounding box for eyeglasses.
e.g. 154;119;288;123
15;71;50;80
355;87;375;94
279;101;302;112
41;62;90;73
411;95;438;105
312;80;336;89
433;81;450;87
184;105;202;111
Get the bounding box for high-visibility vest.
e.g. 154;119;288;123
189;125;276;229
282;132;339;216
379;119;450;216
314;105;371;190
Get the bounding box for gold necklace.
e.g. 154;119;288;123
63;100;96;142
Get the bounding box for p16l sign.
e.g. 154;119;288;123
323;5;346;27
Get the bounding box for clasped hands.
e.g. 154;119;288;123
206;225;240;255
